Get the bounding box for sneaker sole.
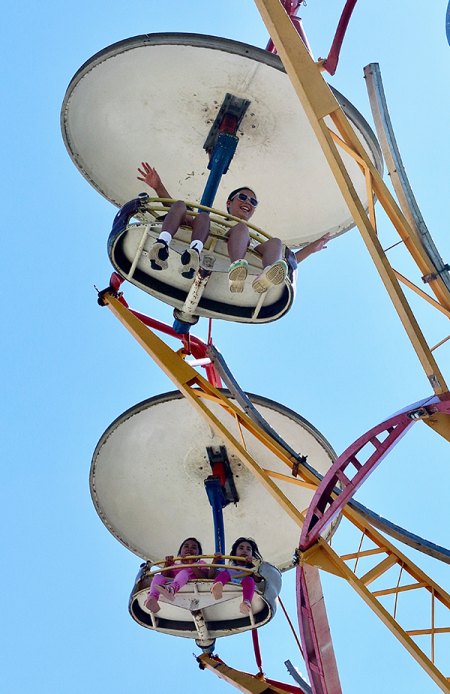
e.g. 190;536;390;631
252;262;287;293
156;585;175;601
228;265;248;293
228;265;248;282
150;259;168;271
179;249;200;279
229;280;245;293
148;243;169;271
264;262;287;286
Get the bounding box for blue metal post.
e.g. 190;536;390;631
172;132;238;334
200;132;238;208
204;477;227;555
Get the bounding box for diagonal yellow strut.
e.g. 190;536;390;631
103;293;308;527
198;654;298;693
253;0;449;398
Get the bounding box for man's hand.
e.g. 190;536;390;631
294;232;332;263
308;232;331;253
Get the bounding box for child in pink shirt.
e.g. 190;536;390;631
145;537;207;613
210;537;263;615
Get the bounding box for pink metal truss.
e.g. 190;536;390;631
319;0;358;75
265;1;313;55
297;564;342;694
300;395;450;551
265;0;359;75
297;394;450;693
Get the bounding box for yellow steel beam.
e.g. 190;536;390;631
394;271;450;320
198;654;295;693
301;508;450;692
252;0;448;395
103;293;308;527
263;469;318;491
253;0;449;305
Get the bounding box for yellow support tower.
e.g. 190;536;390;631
253;0;449;405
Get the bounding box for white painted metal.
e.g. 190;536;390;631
129;563;281;641
90;391;336;571
109;219;295;323
62;33;382;247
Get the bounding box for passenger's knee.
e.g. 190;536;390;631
229;222;250;242
171;200;187;214
242;575;254;585
265;237;282;254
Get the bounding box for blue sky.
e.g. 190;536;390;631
2;2;449;692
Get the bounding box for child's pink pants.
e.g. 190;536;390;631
214;569;255;602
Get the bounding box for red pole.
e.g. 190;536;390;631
265;1;313;56
320;0;358;75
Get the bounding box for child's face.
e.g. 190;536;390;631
234;541;254;561
179;539;200;557
227;189;258;221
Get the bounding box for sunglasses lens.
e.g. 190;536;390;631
236;192;258;206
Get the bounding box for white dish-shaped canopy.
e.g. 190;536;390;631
90;391;337;571
62;33;382;246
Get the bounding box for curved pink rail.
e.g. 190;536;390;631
300;396;450;550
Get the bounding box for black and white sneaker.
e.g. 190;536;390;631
148;240;169;271
179;247;200;279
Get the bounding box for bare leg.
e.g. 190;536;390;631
191;211;210;244
211;569;231;599
254;237;282;268
151;201;196;273
160;200;190;237
226;223;250;292
228;222;250;263
148;201;188;271
178;210;210;279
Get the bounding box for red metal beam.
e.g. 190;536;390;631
265;1;312;55
320;0;358;75
297;564;342;694
102;273;222;386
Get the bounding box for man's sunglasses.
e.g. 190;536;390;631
232;192;258;207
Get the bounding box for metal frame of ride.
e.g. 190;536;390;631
91;1;450;692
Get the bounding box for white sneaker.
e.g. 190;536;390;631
252;260;288;293
228;259;249;293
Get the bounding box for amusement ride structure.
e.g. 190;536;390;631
61;1;450;692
